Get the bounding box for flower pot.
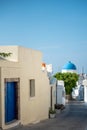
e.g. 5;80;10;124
49;113;56;118
56;109;61;114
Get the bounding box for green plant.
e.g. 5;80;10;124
0;52;12;57
54;72;79;94
49;108;56;114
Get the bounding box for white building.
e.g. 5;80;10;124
83;79;87;102
0;46;50;129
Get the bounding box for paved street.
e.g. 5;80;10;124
10;101;87;130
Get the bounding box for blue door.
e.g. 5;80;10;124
5;82;17;123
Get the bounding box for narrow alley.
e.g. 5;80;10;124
10;101;87;130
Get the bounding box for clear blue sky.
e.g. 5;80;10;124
0;0;87;74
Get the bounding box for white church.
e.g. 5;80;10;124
62;61;77;73
61;61;87;102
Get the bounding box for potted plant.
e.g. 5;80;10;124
49;108;56;118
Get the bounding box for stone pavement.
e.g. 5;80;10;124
10;101;87;130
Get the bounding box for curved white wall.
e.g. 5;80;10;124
62;69;76;73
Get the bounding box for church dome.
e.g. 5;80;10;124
62;61;77;73
62;61;76;72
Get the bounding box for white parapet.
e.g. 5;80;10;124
57;80;66;105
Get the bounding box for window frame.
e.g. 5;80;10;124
29;79;35;98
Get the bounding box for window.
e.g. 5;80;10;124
29;79;35;97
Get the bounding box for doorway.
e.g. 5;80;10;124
5;79;20;123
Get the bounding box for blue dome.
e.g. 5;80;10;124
62;61;76;70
